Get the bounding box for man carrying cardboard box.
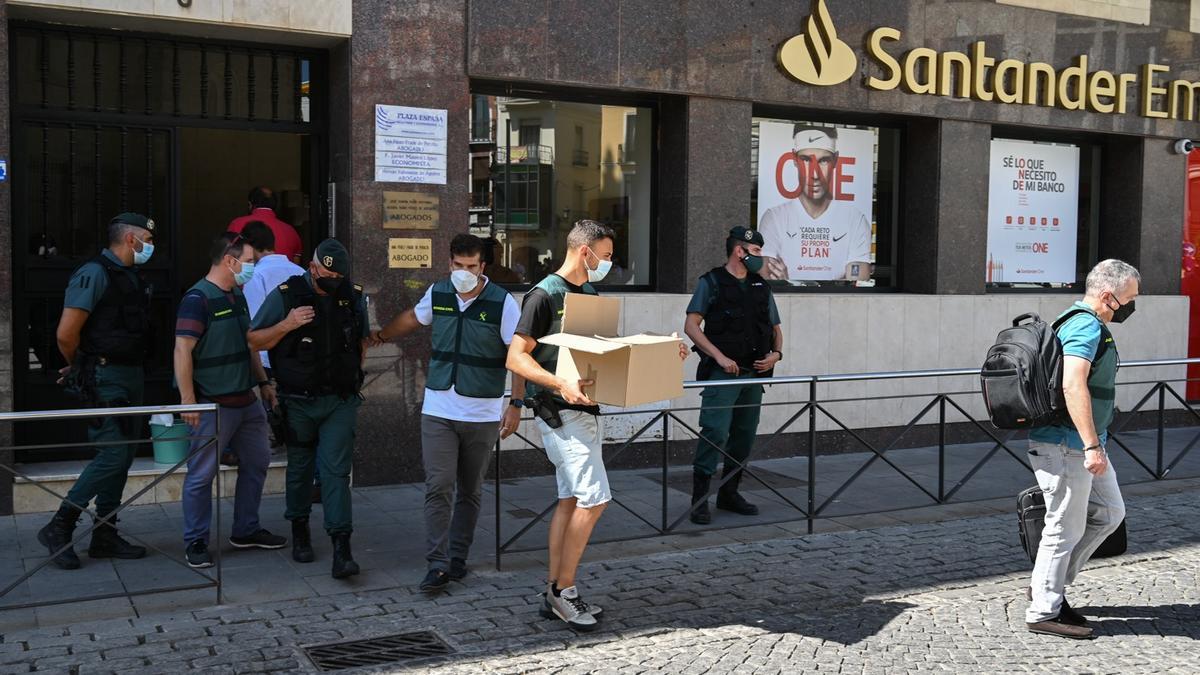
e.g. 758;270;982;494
508;220;687;631
683;226;784;525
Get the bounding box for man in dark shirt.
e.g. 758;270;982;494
175;234;286;569
507;220;688;631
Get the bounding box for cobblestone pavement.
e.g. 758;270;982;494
1;481;1198;674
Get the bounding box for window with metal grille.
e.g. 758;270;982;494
12;25;316;124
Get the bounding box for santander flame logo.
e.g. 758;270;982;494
777;0;857;86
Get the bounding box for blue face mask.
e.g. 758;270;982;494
233;261;255;286
133;237;154;265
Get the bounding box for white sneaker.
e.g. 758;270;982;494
541;582;603;619
545;585;598;631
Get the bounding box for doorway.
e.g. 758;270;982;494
9;23;327;459
178;129;314;290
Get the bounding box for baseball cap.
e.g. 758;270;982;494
314;238;351;276
109;212;155;233
728;226;764;247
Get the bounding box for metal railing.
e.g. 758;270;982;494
0;404;222;610
493;358;1200;569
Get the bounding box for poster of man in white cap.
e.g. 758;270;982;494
756;123;875;282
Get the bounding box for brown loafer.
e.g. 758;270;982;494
1026;618;1095;640
1025;587;1089;626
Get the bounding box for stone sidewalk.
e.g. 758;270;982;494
0;476;1198;673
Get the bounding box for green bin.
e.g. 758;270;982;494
150;421;191;465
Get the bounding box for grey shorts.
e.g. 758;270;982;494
537;409;611;508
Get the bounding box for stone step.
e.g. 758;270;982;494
11;455;289;514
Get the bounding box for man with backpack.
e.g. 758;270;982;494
1024;259;1138;639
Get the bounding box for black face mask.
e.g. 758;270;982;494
316;276;344;295
1109;297;1136;323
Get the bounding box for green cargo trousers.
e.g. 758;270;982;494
282;394;360;535
64;364;144;516
692;370;764;477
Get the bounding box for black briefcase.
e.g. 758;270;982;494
1017;486;1127;564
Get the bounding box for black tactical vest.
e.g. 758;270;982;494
699;266;774;379
269;275;365;398
79;255;152;365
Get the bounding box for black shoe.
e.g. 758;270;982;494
229;529;287;550
311;483;322;505
690;470;712;525
1026;618;1094;639
330;533;359;579
448;557;468;581
291;519;315;563
37;504;82;570
715;466;759;516
420;568;450;594
219;450;239;467
185;539;213;568
1025;587;1088;626
87;517;146;560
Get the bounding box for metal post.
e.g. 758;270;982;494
661;413;669;533
214;408;222;605
807;378;817;534
937;396;946;503
1157;384;1166;479
494;439;503;571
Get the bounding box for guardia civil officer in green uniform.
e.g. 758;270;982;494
682;226;784;525
38;213;157;569
248;239;369;579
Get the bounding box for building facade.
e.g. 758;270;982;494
2;0;1199;514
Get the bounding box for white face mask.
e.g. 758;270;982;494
450;269;479;294
586;248;612;283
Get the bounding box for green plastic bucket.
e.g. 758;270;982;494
150;422;190;465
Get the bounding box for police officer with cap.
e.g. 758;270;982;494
39;212;157;569
682;226;784;525
248;238;370;579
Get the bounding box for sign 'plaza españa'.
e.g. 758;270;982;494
780;0;1200;122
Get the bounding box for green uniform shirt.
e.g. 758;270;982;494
64;249;134;312
686;273;782;325
250;273;369;339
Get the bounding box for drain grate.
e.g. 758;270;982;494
303;631;454;671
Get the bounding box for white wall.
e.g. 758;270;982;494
9;0;352;38
500;293;1190;449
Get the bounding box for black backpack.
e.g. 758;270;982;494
980;310;1110;430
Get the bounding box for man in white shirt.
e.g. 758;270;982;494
239;221;306;371
759;125;872;282
370;234;522;594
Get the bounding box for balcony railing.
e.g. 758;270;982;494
496;144;554;165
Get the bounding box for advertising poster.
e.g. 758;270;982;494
756;122;875;281
985;139;1080;284
375;105;448;184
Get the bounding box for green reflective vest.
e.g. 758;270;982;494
1065;305;1119;433
427;279;511;398
525;274;597;403
188;279;254;399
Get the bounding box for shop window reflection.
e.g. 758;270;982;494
469;95;654;287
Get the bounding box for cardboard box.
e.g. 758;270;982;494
538;293;684;408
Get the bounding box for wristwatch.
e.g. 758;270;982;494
257;380;273;388
771;350;783;361
509;398;525;409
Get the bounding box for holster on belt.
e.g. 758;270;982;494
529;392;563;429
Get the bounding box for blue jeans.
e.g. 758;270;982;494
1026;440;1126;623
182;401;272;544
